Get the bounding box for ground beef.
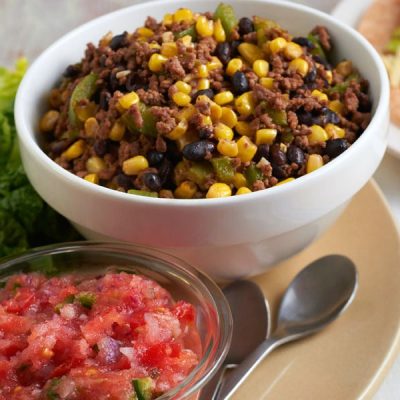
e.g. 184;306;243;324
312;26;332;51
343;88;360;112
253;84;289;110
165;56;186;80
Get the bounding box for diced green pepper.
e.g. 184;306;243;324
254;16;279;46
188;161;213;186
121;102;157;137
132;378;153;400
210;157;235;183
325;72;360;96
214;3;238;38
68;72;98;127
76;292;96;309
175;25;197;40
127;189;159;198
281;130;294;144
307;33;327;61
46;378;60;400
245;164;263;187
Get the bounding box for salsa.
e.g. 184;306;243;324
0;272;201;399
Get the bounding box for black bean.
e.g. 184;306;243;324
109;32;127;51
297;109;313;126
182;140;215;161
198;125;214;139
93;140;108;157
216;42;231;64
143;172;162;192
320;107;340;125
99;91;111;111
272;165;288;180
270;145;287;165
192;88;214;102
115;173;133;190
49;140;70;155
232;71;249;95
158;159;173;187
166;140;182;165
287;145;305;165
147;150;164;166
125;74;148;92
325;139;349;159
312;55;331;70
238;17;254;35
292;37;313;48
304;67;317;83
254;144;270;162
231;40;241;56
63;64;80;78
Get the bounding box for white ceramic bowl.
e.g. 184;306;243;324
15;0;389;280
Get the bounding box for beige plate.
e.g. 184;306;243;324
231;180;400;400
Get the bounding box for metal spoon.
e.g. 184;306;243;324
199;280;270;400
216;254;358;400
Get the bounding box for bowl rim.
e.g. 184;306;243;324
14;0;390;208
0;240;233;399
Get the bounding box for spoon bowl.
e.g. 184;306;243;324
216;255;358;400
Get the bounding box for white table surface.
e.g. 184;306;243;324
0;0;399;398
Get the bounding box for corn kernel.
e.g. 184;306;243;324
311;89;328;102
202;115;213;126
214;91;234;105
75;102;96;122
167;119;188;140
86;368;98;377
197;64;208;78
233;172;247;189
84;173;99;184
172;92;192;107
253;60;269;78
86;156;106;174
235;91;255;116
328;100;345;115
210;103;222;122
217;139;239;157
123;155;149;175
336;60;353;78
207;56;223;71
137;27;154;38
238;42;264;64
149;42;161;50
175;181;197;199
326;70;333;84
196;15;214;37
42;347;54;359
260;77;274;89
288;58;309;77
62;139;85;160
269;37;287;54
174;8;193;22
163;13;173;26
235;121;253;136
175;81;191;95
39;110;59;132
308;125;329;145
307;154;324;173
180;35;193;47
148;53;167;72
276;177;295;186
118;91;139;109
177;104;196;121
220;107;238;128
226;58;243;76
214;123;234;140
237;136;257;162
236;186;252;195
213;18;226;42
255;128;277;145
109;120;126;141
161;42;178;57
84;117;99;137
284;42;303;59
206;183;232;198
325;123;345;139
197;78;210;90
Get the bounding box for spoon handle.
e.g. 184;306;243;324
198;365;227;400
215;336;282;400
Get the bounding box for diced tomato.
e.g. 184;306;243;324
173;301;196;324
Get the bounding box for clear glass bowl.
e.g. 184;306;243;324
0;241;232;400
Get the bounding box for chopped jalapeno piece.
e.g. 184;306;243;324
76;292;96;309
210;157;235;183
132;377;153;400
214;3;238;38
